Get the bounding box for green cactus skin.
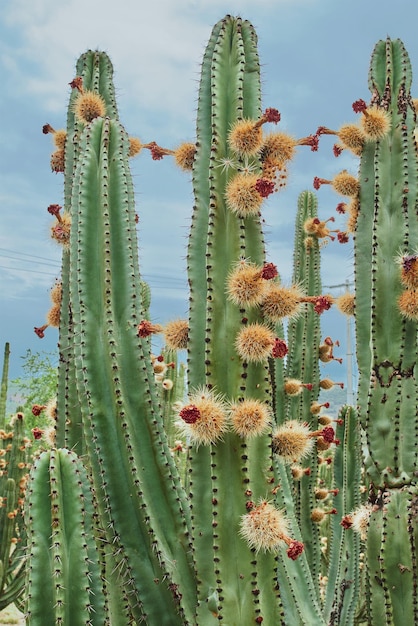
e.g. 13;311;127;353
355;38;418;488
0;413;28;612
351;38;418;625
0;343;10;430
365;487;418;625
69;116;196;625
186;16;284;624
0;348;28;611
25;448;107;625
323;406;362;625
56;51;120;454
283;190;323;590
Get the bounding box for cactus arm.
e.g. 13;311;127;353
25;448;107;625
0;344;10;430
186;16;284;624
70;117;196;624
0;413;28;610
324;406;362;624
355;38;418;487
366;488;418;625
56;51;120;452
283;190;323;590
273;459;325;626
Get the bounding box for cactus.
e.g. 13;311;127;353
23;14;418;626
25;448;107;624
315;37;418;625
0;346;30;612
353;38;418;625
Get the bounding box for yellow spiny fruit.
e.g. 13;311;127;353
50;213;71;246
351;504;372;540
50;282;62;305
272;420;313;463
337;124;365;155
52;129;67;150
332;171;359;197
226;261;267;307
260;132;297;166
177;388;228;446
73;90;106;124
229;399;271;438
336;292;355;316
397;253;418;289
360;106;391;140
261;285;303;321
225;173;264;217
174;143;196;171
235;323;275;363
50;149;65;173
46;304;60;328
129;137;142;157
163;319;189;350
228;119;264;156
240;500;289;553
346;197;360;233
398;289;418;321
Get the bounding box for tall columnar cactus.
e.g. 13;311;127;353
25;448;106;625
0;344;10;431
0;345;29;612
314;37;418;625
68;115;197;624
353;38;418;625
52;51;120;454
0;413;29;612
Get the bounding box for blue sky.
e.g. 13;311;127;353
1;0;417;386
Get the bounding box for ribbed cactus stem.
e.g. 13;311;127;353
355;38;418;488
56;51;120;453
186;16;284;624
352;38;418;625
25;448;107;625
0;343;10;430
282;190;324;594
323;405;362;624
366;487;418;625
69;116;196;624
0;413;29;611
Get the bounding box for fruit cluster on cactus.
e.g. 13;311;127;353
17;14;418;626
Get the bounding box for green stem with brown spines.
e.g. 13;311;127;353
186;16;283;624
283;190;323;592
0;412;29;612
25;448;107;625
0;344;10;430
350;37;418;624
355;38;418;487
323;405;362;624
69;116;196;624
56;51;121;454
